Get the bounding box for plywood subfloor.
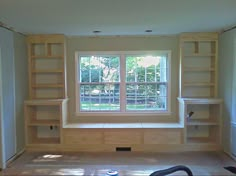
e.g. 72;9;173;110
1;151;236;175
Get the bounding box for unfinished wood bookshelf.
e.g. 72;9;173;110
24;99;68;145
178;33;222;147
179;33;218;98
178;98;222;145
25;34;68;146
27;34;67;99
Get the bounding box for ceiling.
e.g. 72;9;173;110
0;0;236;36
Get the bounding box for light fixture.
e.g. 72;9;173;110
93;30;101;34
145;29;152;33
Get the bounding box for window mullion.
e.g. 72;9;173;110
120;54;126;112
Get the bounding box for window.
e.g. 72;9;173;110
76;51;171;114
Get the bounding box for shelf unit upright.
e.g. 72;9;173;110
25;35;67;147
27;34;67;99
179;33;218;98
24;99;68;145
178;33;222;148
178;98;222;146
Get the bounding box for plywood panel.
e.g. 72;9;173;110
144;129;182;144
104;130;142;144
63;129;103;144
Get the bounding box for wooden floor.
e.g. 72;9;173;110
1;151;236;175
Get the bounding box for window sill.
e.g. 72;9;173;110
75;111;172;117
63;122;184;129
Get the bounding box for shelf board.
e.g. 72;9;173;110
24;98;68;105
184;82;215;86
32;84;64;88
178;97;223;104
183;53;215;57
29;120;60;126
30;137;60;144
187;137;218;144
181;96;215;99
30;97;65;100
187;119;218;126
31;55;63;59
183;67;215;72
32;69;63;73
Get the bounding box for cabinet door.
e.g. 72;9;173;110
0;28;16;168
0;47;4;169
232;39;236;123
231;38;236;156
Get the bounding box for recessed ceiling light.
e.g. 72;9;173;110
145;29;152;33
93;30;101;34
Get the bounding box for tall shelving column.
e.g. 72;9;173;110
178;33;222;149
27;35;67;99
179;33;218;98
25;35;67;148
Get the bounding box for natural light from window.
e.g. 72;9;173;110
76;51;171;114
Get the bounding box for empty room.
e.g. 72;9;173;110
0;0;236;175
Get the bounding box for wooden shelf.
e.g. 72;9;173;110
187;119;218;126
178;98;223;104
31;55;63;59
184;67;215;72
32;69;63;73
184;53;215;57
32;84;64;88
28;120;60;126
187;137;217;144
183;82;215;86
25;99;67;105
30;137;60;144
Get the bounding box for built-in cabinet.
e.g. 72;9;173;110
178;33;222;148
25;99;67;145
178;98;222;145
25;35;67;147
23;33;224;152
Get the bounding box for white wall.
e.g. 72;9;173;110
66;36;179;123
14;33;27;152
219;28;236;155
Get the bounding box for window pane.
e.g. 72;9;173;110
80;56;120;83
159;57;167;82
126;57;136;82
126;83;167;111
125;54;168;111
146;66;155;82
78;52;169;113
126;55;163;83
80;57;90;82
80;83;120;111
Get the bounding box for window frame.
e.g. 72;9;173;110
75;50;171;116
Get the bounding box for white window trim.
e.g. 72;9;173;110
75;51;171;116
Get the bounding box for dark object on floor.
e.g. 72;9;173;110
224;166;236;174
149;165;193;176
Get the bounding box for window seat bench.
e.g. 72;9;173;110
63;122;184;129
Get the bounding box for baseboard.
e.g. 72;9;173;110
224;150;236;161
6;148;25;166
